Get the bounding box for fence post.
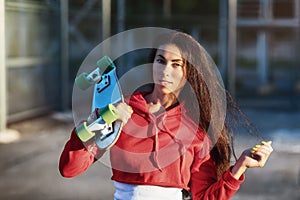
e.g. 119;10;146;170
228;0;237;98
117;0;125;32
0;0;20;143
102;0;111;40
218;0;228;79
0;0;6;132
61;0;69;111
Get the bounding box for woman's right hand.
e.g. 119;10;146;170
87;103;133;125
114;102;134;124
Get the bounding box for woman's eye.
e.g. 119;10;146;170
155;58;164;64
173;63;182;68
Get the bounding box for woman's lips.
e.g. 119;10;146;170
159;80;172;86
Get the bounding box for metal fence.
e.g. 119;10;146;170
1;0;300;132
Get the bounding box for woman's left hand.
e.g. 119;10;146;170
243;141;273;168
231;141;273;179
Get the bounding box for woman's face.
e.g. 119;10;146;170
153;44;187;96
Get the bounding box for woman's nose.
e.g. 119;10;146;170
161;62;172;76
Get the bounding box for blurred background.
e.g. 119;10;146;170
0;0;299;199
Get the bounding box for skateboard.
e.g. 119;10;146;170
75;56;123;150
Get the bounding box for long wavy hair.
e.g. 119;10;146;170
148;31;256;178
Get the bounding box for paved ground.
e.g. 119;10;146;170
0;108;299;200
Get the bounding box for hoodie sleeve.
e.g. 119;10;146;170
190;157;244;200
59;128;104;178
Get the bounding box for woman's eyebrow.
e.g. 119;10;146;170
156;54;183;62
156;54;166;59
172;59;183;63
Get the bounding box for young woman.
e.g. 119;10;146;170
59;31;273;200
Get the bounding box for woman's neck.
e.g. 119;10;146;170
145;89;178;114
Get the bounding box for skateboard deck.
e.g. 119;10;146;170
75;56;123;150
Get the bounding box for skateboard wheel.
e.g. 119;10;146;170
100;104;119;124
76;122;95;142
97;56;116;74
75;73;94;90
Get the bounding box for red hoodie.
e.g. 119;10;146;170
59;92;244;199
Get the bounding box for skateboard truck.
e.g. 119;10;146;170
76;104;119;142
75;56;115;90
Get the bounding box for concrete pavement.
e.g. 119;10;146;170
0;109;299;200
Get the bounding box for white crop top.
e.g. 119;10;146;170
113;181;182;200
